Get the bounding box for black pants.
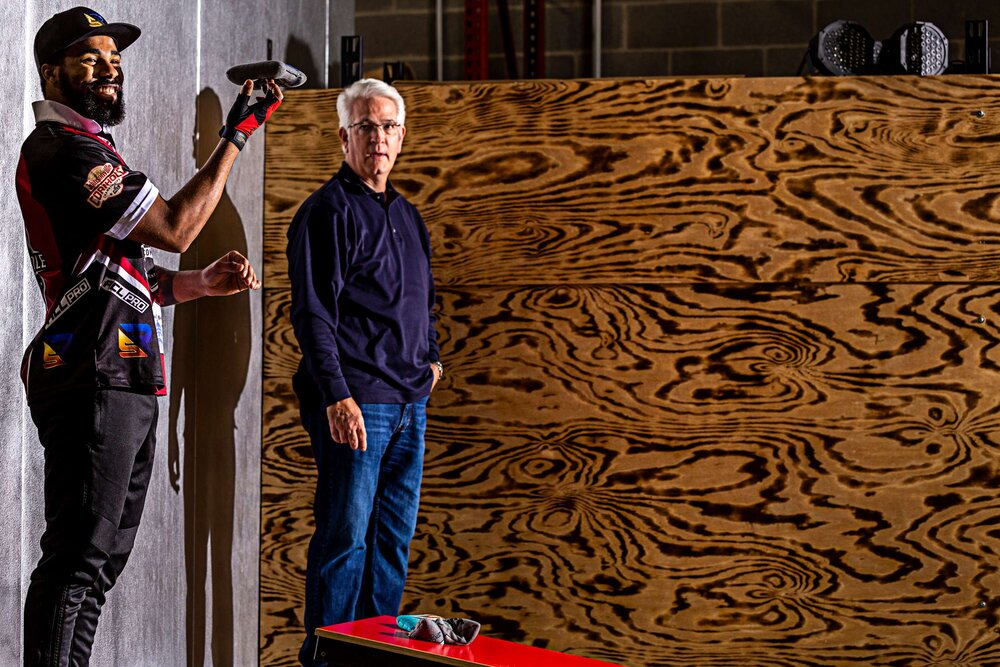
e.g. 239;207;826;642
23;389;158;667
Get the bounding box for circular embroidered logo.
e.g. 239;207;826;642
84;163;127;208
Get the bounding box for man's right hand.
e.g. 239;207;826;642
327;397;367;451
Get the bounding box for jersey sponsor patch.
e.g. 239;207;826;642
84;163;127;208
42;333;73;368
101;277;149;313
118;323;152;359
46;278;90;328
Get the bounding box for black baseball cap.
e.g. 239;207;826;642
34;6;140;71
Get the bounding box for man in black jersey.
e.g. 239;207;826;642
16;7;281;665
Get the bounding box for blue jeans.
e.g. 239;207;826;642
299;398;427;666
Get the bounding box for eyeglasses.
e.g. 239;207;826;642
347;121;402;137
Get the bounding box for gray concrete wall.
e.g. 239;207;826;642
4;2;352;665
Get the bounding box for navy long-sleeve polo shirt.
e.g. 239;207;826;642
287;163;440;406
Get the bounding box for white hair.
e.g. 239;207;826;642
336;78;406;129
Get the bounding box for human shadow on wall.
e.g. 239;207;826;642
167;87;252;667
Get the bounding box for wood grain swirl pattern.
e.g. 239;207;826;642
265;77;1000;290
263;77;1000;666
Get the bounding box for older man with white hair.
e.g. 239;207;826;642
286;78;443;665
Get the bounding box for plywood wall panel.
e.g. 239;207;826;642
266;77;1000;291
264;288;303;380
263;78;1000;666
418;286;1000;666
260;380;314;665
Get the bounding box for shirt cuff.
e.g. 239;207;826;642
320;376;352;405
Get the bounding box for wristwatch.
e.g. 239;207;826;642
432;360;444;379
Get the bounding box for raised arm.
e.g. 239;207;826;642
127;79;282;252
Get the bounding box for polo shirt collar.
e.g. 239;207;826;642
32;99;108;135
337;162;399;202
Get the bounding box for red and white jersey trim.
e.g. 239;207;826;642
78;247;152;301
108;179;158;240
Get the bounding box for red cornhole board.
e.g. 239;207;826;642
314;615;624;667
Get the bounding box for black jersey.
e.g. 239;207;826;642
16;100;166;399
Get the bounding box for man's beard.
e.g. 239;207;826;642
58;70;126;126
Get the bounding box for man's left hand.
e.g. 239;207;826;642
201;250;261;296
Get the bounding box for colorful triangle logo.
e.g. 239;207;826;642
43;342;65;368
118;327;148;358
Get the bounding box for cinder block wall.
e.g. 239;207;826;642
355;0;1000;80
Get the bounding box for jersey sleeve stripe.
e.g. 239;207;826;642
107;179;158;240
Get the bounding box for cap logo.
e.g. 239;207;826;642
83;11;106;28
